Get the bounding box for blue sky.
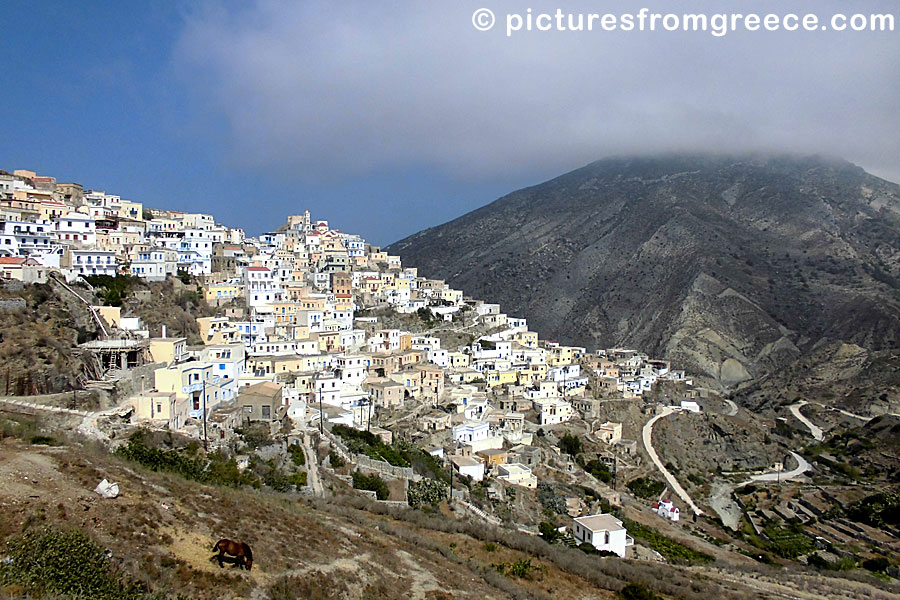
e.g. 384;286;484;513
0;1;520;244
2;1;897;244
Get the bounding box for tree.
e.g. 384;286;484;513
539;521;562;544
559;432;582;457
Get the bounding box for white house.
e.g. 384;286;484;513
537;399;574;426
450;455;485;482
497;463;537;488
55;212;96;246
65;249;117;277
572;514;632;557
453;421;490;444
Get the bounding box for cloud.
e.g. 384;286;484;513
174;0;900;183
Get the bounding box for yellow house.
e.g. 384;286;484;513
204;282;243;304
197;316;239;345
154;362;222;419
485;370;517;388
449;352;471;369
38;199;67;221
441;288;463;304
149;337;188;365
131;391;180;425
515;331;539;348
548;345;576;367
94;305;122;328
118;200;143;220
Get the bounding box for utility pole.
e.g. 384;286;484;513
202;375;208;452
318;386;323;434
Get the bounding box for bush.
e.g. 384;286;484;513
30;435;57;445
863;556;890;573
288;443;306;466
0;527;145;600
242;422;273;449
626;478;665;499
491;558;541;580
620;582;661;600
352;471;389;500
84;274;139;307
115;429;260;488
585;459;613;484
329;451;346;468
846;492;900;528
539;521;562;544
332;424;409;467
537;483;567;515
407;478;448;507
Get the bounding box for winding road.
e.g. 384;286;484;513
789;401;824;441
742;451;811;486
722;399;739;417
641;407;703;516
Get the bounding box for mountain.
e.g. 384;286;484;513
389;154;900;389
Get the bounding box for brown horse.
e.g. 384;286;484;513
212;538;253;571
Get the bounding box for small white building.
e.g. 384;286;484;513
496;463;537;488
450;455;485;482
680;401;701;413
572;514;632;557
653;499;680;522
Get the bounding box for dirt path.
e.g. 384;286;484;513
301;431;324;496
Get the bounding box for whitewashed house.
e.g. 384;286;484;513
572;514;632;557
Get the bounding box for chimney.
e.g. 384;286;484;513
162;324;167;338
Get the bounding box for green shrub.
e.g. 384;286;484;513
0;527;145;600
407;478;448;507
538;521;562;544
30;435;57;445
288;443;306;466
626;478;665;499
863;556;890;573
352;471;389;500
585;459;613;483
115;430;260;488
846;492;900;528
329;451;346;468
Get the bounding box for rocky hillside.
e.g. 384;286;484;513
389;154;900;389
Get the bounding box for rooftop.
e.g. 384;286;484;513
574;514;624;533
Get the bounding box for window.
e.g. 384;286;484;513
261;405;271;419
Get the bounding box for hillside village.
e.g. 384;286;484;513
2;167;899;593
0;168;706;544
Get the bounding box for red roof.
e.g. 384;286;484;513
0;257;25;265
246;266;269;272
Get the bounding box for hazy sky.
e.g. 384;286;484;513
1;1;898;244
